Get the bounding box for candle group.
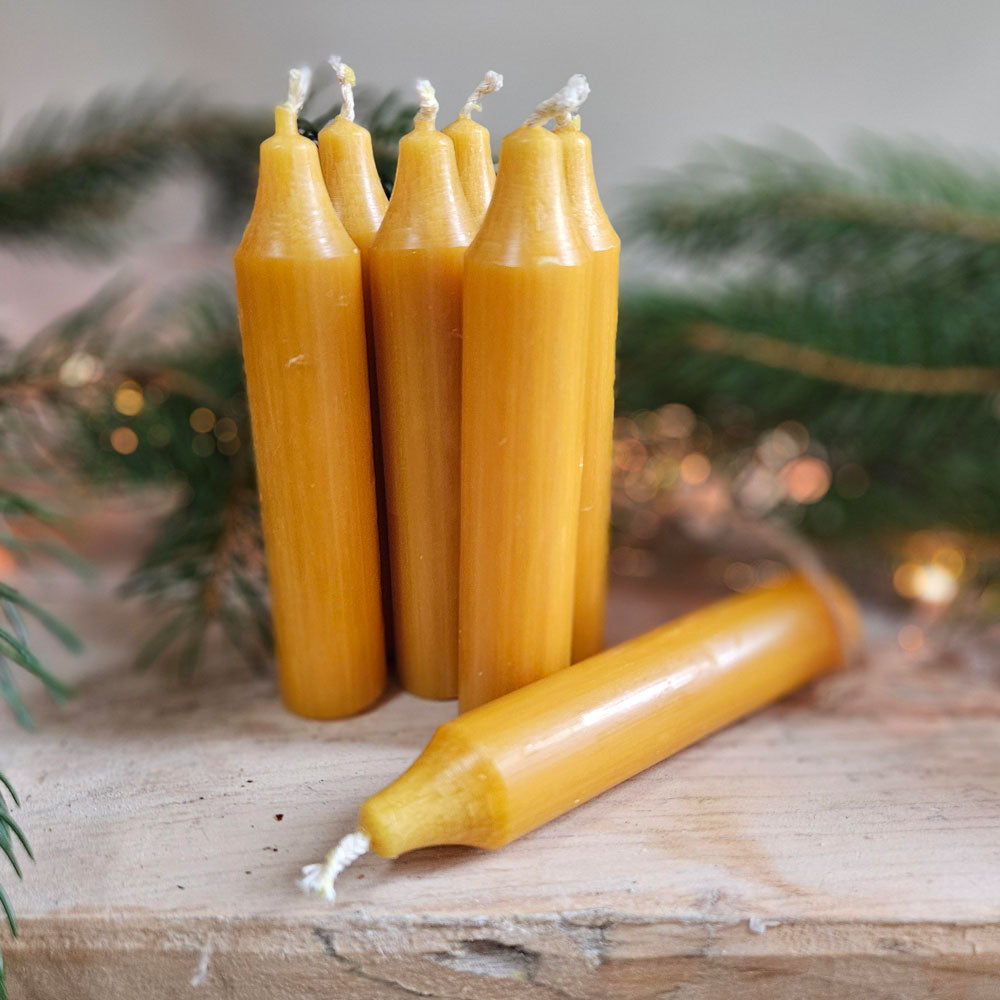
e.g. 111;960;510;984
237;67;619;715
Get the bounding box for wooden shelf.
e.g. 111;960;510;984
5;564;1000;998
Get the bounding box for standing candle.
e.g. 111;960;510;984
555;92;621;663
459;79;591;711
441;71;503;229
369;81;473;699
301;572;859;896
234;69;385;718
318;57;393;651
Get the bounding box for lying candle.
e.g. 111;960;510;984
555;96;621;663
459;79;591;711
369;81;472;698
234;69;385;718
441;70;503;229
301;573;859;897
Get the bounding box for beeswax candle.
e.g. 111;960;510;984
301;573;859;897
318;57;393;649
459;81;591;711
556;103;620;663
234;69;385;718
369;81;473;699
441;71;503;229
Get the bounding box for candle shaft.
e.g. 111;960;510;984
318;112;393;651
459;124;589;710
361;574;859;856
557;120;620;662
369;117;473;698
234;104;385;718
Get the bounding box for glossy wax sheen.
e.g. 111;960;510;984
317;115;393;652
441;116;496;229
459;125;590;711
557;122;621;663
234;106;385;718
369;121;473;699
360;574;859;857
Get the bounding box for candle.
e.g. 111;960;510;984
441;71;503;228
555;97;621;663
459;78;591;711
234;69;385;718
317;57;389;256
368;81;473;699
301;573;859;896
318;57;393;651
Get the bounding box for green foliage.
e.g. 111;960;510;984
619;134;1000;537
0;773;31;1000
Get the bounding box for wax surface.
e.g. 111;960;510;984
369;120;472;699
441;116;496;229
234;106;385;718
459;125;589;711
557;120;621;663
317;115;393;651
361;574;859;856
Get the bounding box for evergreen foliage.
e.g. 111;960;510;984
619;134;1000;538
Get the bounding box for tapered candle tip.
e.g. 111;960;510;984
328;55;357;123
524;73;590;127
299;830;370;903
415;78;439;123
459;70;504;118
284;66;312;115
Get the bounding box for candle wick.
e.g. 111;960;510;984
459;70;504;119
415;78;439;124
283;65;313;115
298;830;370;903
523;73;590;128
328;55;356;123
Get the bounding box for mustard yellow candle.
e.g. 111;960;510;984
459;86;591;711
556;106;620;663
233;69;385;718
318;57;393;649
369;81;473;699
441;70;503;229
299;573;859;895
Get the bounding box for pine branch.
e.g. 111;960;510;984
0;772;30;1000
0;87;268;253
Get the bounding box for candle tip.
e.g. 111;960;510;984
459;70;504;118
415;78;439;124
524;73;590;128
298;830;370;903
284;66;312;115
328;55;357;122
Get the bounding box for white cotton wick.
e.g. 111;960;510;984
284;66;313;115
298;830;370;903
459;70;504;118
524;73;590;127
415;78;439;123
328;55;356;123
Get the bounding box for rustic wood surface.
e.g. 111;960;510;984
4;538;1000;999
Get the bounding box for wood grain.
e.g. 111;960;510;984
4;559;999;999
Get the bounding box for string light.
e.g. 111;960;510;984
189;407;216;434
58;352;101;387
110;427;139;455
113;380;144;416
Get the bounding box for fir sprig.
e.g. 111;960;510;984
619;134;1000;538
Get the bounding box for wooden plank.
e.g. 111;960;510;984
4;561;1000;998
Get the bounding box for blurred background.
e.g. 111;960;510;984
2;0;999;712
